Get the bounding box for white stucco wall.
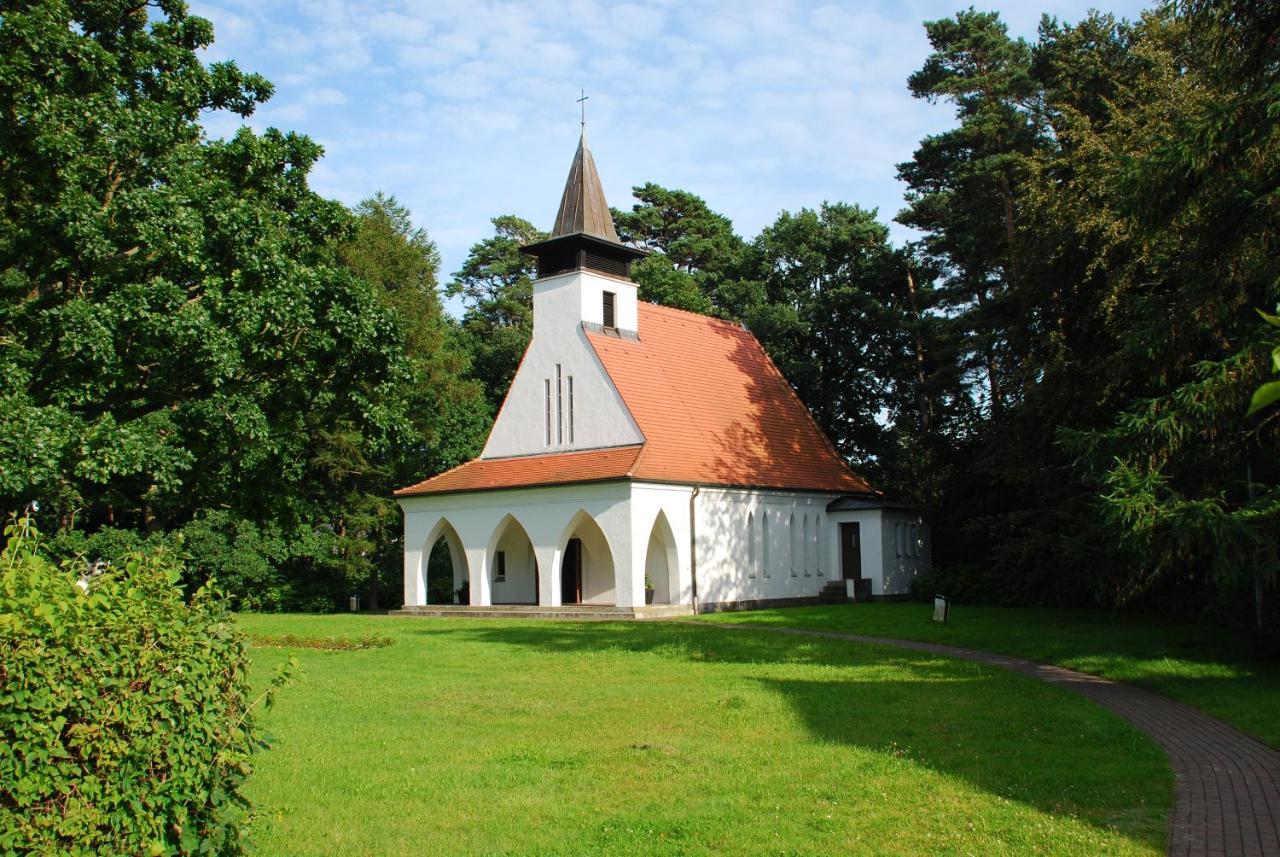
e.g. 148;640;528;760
629;483;694;606
400;478;930;609
880;510;931;596
692;487;838;606
826;509;883;594
481;269;643;459
399;481;637;607
490;522;538;604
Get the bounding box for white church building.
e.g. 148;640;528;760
394;134;930;616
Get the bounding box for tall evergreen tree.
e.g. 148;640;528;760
612;183;744;314
898;9;1046;418
736;204;906;468
447;215;544;409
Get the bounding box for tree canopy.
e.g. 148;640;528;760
0;1;480;609
3;0;1275;631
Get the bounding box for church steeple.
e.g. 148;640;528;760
551;132;620;242
522;126;645;281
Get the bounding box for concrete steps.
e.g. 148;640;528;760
389;604;696;621
818;581;850;604
818;579;874;603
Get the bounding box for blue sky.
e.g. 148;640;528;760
194;0;1153;298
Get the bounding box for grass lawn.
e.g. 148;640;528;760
239;613;1169;856
694;603;1280;748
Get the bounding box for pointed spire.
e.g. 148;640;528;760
551;131;620;242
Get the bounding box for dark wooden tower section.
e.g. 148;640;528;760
522;132;645;280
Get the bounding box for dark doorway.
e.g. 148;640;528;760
561;537;583;604
840;523;862;580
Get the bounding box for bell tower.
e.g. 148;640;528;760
521;129;645;336
481;127;647;460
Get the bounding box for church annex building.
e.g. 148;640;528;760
394;134;930;616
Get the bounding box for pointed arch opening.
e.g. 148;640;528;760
423;518;467;605
486;514;539;606
557;510;616;605
645;510;679;605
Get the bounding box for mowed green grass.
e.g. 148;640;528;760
238;614;1169;856
695;603;1280;748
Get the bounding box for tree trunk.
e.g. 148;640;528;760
905;268;933;433
998;171;1022;290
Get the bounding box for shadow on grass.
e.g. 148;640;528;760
696;602;1280;748
403;619;1169;852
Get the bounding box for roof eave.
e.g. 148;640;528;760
520;231;648;261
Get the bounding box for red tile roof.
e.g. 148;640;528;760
395;301;873;497
395;445;642;497
587;302;872;493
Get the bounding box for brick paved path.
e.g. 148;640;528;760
699;622;1280;856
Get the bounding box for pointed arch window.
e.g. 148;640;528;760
815;515;824;576
802;515;811;576
762;512;770;578
747;512;756;578
789;514;798;577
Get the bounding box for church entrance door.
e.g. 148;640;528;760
840;523;862;580
561;537;583;604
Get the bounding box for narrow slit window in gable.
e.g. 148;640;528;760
556;364;563;444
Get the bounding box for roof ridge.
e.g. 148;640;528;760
637;300;742;329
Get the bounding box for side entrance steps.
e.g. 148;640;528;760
819;579;873;603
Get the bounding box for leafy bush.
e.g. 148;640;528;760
0;515;292;855
177;512;290;612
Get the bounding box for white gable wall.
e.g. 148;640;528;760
481;269;642;459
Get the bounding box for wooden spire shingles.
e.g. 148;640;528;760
551;134;620;242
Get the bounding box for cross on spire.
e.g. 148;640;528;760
577;89;588;134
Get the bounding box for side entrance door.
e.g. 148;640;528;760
839;523;862;580
561;538;583;604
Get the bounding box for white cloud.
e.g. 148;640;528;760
191;0;1154;295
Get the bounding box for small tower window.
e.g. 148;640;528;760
602;291;616;329
568;376;575;443
494;550;506;582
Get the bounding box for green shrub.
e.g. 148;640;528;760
0;515;292;855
